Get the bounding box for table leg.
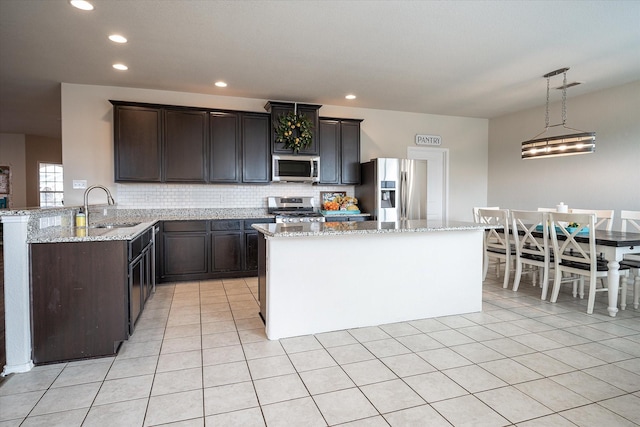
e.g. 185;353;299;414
607;260;620;317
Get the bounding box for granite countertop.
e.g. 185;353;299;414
26;208;273;243
29;220;159;243
252;220;495;238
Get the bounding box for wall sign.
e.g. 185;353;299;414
415;134;442;146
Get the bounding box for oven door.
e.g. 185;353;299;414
272;155;319;182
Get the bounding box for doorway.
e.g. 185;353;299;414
407;146;449;221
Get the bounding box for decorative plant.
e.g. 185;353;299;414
274;112;313;153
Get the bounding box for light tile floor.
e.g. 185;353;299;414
1;274;639;426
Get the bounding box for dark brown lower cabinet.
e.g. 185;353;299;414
211;232;242;272
161;221;209;280
30;241;128;364
159;218;274;282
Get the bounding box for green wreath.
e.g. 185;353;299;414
275;112;313;153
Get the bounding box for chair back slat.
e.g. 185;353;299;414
473;206;499;223
569;208;614;231
511;210;548;259
621;210;640;233
477;208;510;252
549;212;597;269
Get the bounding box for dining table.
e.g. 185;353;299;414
532;228;640;317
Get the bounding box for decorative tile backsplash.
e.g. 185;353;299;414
116;183;354;209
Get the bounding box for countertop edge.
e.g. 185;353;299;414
252;221;493;238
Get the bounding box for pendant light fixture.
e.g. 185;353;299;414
521;67;595;159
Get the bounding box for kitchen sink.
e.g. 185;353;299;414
90;222;141;229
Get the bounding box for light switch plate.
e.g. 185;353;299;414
73;180;87;189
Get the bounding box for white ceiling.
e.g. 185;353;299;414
1;0;639;139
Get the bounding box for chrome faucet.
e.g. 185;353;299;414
83;185;115;225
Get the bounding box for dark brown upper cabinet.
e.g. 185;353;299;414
264;101;321;155
209;111;241;183
319;118;362;185
242;113;271;183
111;101;271;184
319;119;340;184
164;109;208;183
113;104;162;182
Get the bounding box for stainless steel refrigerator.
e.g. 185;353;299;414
355;158;428;221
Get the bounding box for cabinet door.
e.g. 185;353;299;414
114;105;162;182
244;218;274;271
340;120;361;185
242;113;270;183
212;232;242;272
319;119;340;184
210;112;240;183
164;109;208;182
268;102;320;155
244;232;259;271
162;233;209;276
129;254;143;335
296;105;320;155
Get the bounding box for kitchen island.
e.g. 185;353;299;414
253;220;492;340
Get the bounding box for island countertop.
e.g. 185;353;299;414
252;219;493;237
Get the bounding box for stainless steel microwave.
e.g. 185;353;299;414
272;155;320;183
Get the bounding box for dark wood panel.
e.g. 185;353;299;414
211;232;242;272
319;119;340;184
242;113;271;183
30;241;128;364
162;233;209;276
164;109;208;182
210;112;240;183
244;232;259;271
211;220;242;231
163;220;208;233
340;120;362;185
0;243;4;370
258;233;267;322
114;105;162;182
265;101;321;155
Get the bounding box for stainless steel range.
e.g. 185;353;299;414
268;196;325;223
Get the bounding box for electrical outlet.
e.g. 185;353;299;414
73;180;87;189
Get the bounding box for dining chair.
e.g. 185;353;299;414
511;210;552;300
548;212;629;314
569;208;614;231
473;206;499;223
473;206;502;276
620;210;640;309
477;208;514;289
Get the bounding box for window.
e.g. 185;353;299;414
39;163;64;207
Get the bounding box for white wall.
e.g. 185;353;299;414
488;80;640;229
0;133;27;208
61;83;488;220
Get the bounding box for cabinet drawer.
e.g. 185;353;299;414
244;218;275;230
211;220;242;231
129;228;153;260
163;220;207;232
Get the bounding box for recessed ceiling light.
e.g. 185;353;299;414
345;94;356;100
215;81;228;88
69;0;94;11
113;63;128;71
109;34;127;44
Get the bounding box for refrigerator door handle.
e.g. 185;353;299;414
400;171;407;220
